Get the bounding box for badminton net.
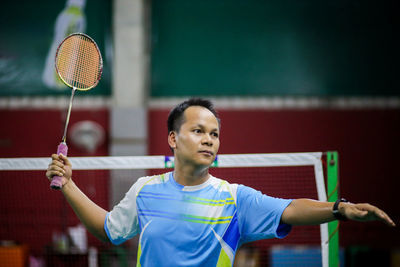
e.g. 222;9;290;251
0;152;339;267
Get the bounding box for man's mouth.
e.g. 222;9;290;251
199;150;213;156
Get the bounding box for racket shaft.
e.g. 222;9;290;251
61;88;76;142
50;142;68;190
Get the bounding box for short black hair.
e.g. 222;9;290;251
167;98;220;133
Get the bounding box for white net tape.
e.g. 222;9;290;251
0;152;321;170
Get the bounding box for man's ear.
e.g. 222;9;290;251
168;131;177;149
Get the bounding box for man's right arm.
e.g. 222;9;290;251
61;179;109;242
46;154;109;243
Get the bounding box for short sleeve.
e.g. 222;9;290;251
236;185;292;244
104;180;141;245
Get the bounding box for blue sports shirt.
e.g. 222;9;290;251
105;172;292;267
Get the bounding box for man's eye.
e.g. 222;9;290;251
193;129;201;133
211;132;219;138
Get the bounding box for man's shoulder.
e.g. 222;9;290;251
209;174;238;188
137;172;170;184
129;172;171;194
208;175;239;202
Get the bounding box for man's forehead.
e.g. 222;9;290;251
183;106;219;126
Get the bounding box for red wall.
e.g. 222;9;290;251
0;109;109;158
149;108;400;248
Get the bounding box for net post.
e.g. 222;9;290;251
327;151;340;267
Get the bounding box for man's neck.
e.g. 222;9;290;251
173;162;210;186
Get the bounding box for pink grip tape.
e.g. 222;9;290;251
50;142;68;190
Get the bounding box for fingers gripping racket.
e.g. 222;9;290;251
50;33;103;190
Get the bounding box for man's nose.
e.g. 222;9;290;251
202;134;213;146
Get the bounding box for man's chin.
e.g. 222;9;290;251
197;157;215;167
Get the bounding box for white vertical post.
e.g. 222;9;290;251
313;158;329;267
111;0;149;206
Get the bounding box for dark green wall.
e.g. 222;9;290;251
0;0;111;96
151;0;398;97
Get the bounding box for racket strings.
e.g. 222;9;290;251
56;34;102;90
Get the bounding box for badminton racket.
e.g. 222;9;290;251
50;33;103;190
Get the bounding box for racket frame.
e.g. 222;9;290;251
55;32;103;91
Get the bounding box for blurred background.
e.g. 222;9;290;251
0;0;399;266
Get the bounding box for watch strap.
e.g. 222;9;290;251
332;198;349;221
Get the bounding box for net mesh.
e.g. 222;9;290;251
56;34;102;90
0;153;329;267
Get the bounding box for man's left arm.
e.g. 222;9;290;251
281;199;396;226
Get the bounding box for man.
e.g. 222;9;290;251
46;98;395;267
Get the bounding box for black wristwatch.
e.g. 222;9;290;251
332;198;349;221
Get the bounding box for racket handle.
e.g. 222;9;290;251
50;142;68;190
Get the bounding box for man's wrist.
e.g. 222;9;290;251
332;198;349;221
61;179;74;193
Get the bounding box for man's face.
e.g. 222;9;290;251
169;106;220;167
